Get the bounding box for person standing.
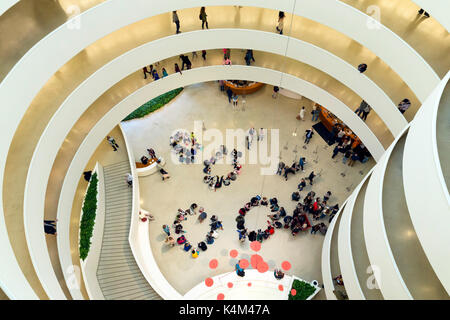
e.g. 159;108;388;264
304;128;314;144
356;100;368;117
232;93;239;108
172;11;181;34
162;224;171;236
226;87;233;103
106;136;119;151
200;7;208;29
342;150;351;164
162;68;168;78
276;11;285;34
201;50;207;60
332;145;341;159
299;106;306;121
44;220;57;235
397;98;411;114
272;86;279;98
258;128;265;141
418;8;430;17
298;157;305;172
126;173;133;187
219;80;225;91
192;51;198;59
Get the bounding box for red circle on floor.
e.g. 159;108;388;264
205;278;214;287
281;261;291;271
278;284;284;291
217;293;225;300
291;289;297;296
229;249;238;258
209;259;218;269
250;241;261;252
227;282;233;288
257;261;269;273
248;282;252;287
239;259;249;269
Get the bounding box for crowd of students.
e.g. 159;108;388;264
277;158;315;184
235;190;338;244
162;204;224;258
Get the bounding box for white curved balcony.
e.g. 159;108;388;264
402;71;450;295
348;177;383;300
363;128;412;299
322;202;347;300
381;129;447;299
0;0;18;16
53;63;383;299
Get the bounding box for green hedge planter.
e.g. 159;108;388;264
288;279;317;300
79;173;98;261
122;87;183;121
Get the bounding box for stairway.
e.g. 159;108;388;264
96;161;161;300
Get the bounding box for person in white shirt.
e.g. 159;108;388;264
299;106;306;121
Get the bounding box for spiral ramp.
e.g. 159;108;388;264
0;1;448;300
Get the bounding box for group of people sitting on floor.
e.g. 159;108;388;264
277;158;317;186
162;204;224;258
203;147;242;191
235;195;313;243
330;126;371;165
139;148;170;180
170;130;201;164
292;189;340;230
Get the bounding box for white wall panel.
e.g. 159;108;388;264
402;72;450;294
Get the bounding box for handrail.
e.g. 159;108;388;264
57;65;381;299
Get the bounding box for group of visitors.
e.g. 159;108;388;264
246;127;264;150
331;135;371;166
171;7;209;33
293;188;338;224
170;130;201;164
162;204;224;259
203;147;243;191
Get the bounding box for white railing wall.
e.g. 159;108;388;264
119;123;182;300
79;162;106;300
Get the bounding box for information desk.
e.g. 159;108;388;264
318;105;361;148
135;157;165;177
224;81;264;95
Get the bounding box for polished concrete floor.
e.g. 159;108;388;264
381;133;448;299
2;48;389;299
121;82;375;297
1;1;448;82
